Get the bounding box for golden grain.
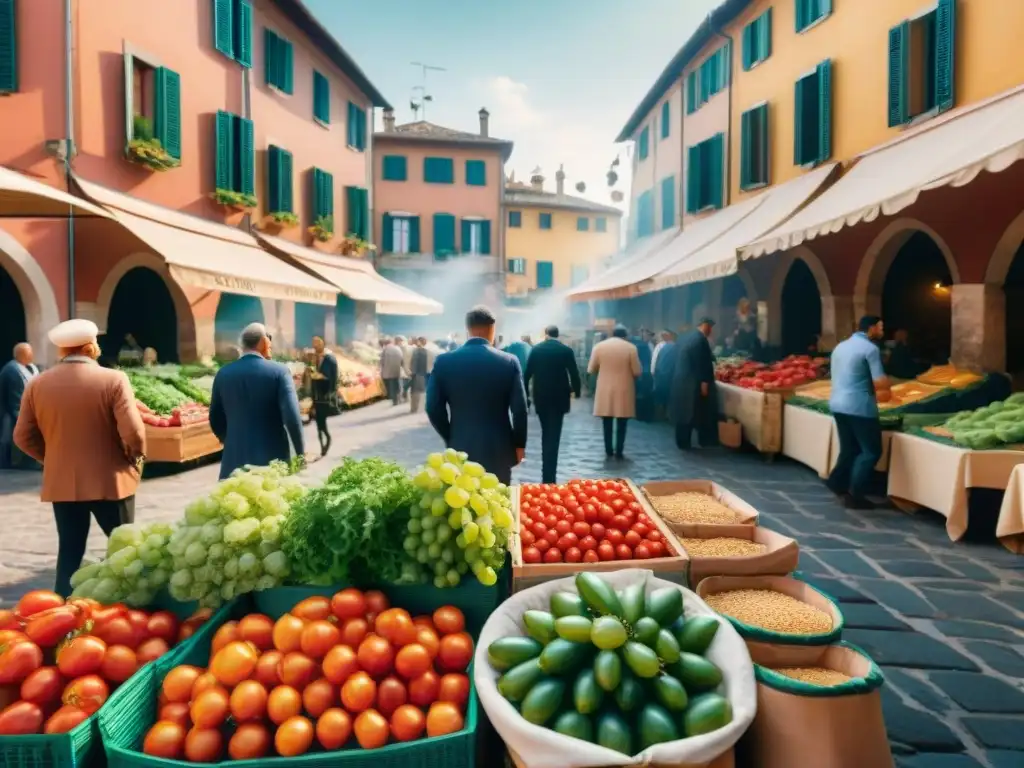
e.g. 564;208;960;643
649;492;744;525
705;589;833;634
772;667;852;686
681;537;767;557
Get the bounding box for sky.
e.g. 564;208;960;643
305;0;719;213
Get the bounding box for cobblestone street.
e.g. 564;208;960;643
1;400;1022;766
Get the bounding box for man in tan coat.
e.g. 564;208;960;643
14;319;146;597
587;325;641;459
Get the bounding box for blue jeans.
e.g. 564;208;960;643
828;413;882;500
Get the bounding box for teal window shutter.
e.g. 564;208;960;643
934;0;956;113
887;22;909;127
345;186;368;239
154;67;182;160
460;218;472;253
381;213;394;252
267;145;281;211
264;28;277;87
539;213;552;229
480;220;491;255
213;0;233;58
280;149;293;212
761;9;772;61
638;127;649;160
596;217;607;233
313;71;330;123
794;76;805;165
508;211;521;227
312;168;333;218
577;217;589;232
409;216;420;253
346;102;356;146
686;71;697;114
215;110;234;190
742;23;753;71
740;108;752;189
356;108;366;150
795;0;806;32
710;134;724;209
817;59;832;163
721;41;731;87
661;176;675;230
237;117;254;195
660;101;670;139
465;160;486;186
235;0;253;68
685;145;699;213
537;262;554;288
382;155;407;181
0;0;15;94
424;157;454;184
282;38;293;94
434;213;455;255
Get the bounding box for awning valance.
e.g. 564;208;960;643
258;234;443;316
0;166;111;219
743;87;1024;260
72;177;337;305
567;228;680;301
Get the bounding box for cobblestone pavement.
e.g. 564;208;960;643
1;399;1022;766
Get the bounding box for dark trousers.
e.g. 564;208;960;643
675;420;695;449
602;417;628;457
537;410;565;484
384;378;400;405
52;497;136;597
827;413;883;501
313;402;332;454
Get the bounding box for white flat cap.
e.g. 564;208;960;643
48;318;99;347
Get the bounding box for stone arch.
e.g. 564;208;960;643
0;227;62;367
985;208;1024;286
767;245;832;346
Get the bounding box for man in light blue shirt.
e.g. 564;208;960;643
826;316;892;509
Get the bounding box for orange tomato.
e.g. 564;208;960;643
19;666;64;708
321;644;359;686
253;650;283;688
432;606;465;635
291;596;333;622
375;609;417;647
363;591;390;622
228;722;271;760
353;708;390;749
142;720;186;759
90;616;139;649
408;670;440;708
189;686;229;729
210;641;258;687
299;620;341;659
229;680;268;722
136;637;170;664
356;634;394;678
415;625;440;660
267;685;303;725
275;715;315;757
315;707;352;750
330;588;367;622
62;674;108;714
438;673;470;710
177;623;197;645
437;632;474;673
375;675;407;718
411;615;434;630
184;727;223;763
100;645;139;684
390;703;426;742
236;614;274;651
272;614;306;653
277;651;318;689
340;671;376;713
302;678;336;718
43;704;89;734
56;635;106;678
210;621;239;654
158;702;191;728
426;701;464;737
394;643;432;680
0;700;43;735
16;590;64;618
162;665;202;704
191;672;220;699
339;618;369;647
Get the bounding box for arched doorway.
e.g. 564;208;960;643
0;265;27;366
295;303;328;350
104;267;180;363
780;259;822;355
1001;243;1024;377
0;228;62;367
215;293;265;355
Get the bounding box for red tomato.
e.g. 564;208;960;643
24;606;84;648
522;546;541;564
590;523;606;540
100;645;139;683
615;544;634;560
543;529;559;545
57;636;106;678
583;550;601;563
91;616;138;648
624;530;642;547
649;540;666;557
0;700;44;734
407;670;439;707
330;589;367;622
605;529;624;546
44;704;89;734
0;609;20;630
543;548;563;563
631;522;650;537
571;521;591;537
534;538;550;553
136;638;170;664
437;633;474;673
62;674;109;714
577;535;597;552
356;635;395;678
20;666;64;707
610;515;630;531
634;543;652;559
582;504;597;523
376;675;407;717
597;543;616;561
598;505;615;523
564;547;583;563
530;522;546;538
519;529;535;547
126;611;151;641
0;639;43;684
146;612;180;645
15;591;64;619
647;530;664;543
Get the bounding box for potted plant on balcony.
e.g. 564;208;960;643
338;234;374;257
308;214;334;243
211;188;258;211
261;210;300;233
126;115;180;172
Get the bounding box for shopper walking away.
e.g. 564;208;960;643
826;316;891;509
427;306;528;484
409;337;429;413
310;335;339;457
524;325;581;483
398;336;413;402
209;323;305;479
14;320;146;597
0;342;40;469
632;329;655;422
502;335;532;376
652;331;677;420
380;337;404;405
587;325;641;459
670;318;716;450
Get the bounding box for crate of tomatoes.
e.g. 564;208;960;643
0;589;212;768
511;479;689;593
98;586;477;768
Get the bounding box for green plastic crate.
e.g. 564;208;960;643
99;592;479;768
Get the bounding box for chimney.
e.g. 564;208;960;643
478;107;490;137
530;167;544;191
383;108;395;132
555;164;565;196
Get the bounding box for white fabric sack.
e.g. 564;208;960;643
474;568;756;768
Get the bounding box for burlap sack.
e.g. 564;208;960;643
738;641;894;768
677;526;799;587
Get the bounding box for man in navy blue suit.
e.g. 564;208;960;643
426;306;528;484
209;323;305;479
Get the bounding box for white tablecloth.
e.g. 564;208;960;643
997;465;1024;553
782;405;893;478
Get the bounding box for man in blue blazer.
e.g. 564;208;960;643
209;323;305;479
426;306;528;484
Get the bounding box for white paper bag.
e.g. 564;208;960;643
474;568;756;768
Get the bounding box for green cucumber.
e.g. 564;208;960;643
593;649;622;692
633;616;661;646
673;615;720;654
652;672;689;711
487;636;543;672
523;610;558;644
622;640;661;679
520;678;566;726
497;658;544;703
655;629;681;664
553;710;593;743
639;703;681;749
672;652;723;690
572;669;604;714
551;591;590;618
645;587;684;626
576;572;624;617
591;616;628;650
596;712;633;755
539;638;592;675
617;582;646;625
683;692;733;737
555;615;594;643
613;669;644;712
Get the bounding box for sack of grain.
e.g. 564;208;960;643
679;526;799;587
738;641;893;768
642;481;760;528
696;575;844;646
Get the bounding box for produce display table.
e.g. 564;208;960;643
143;421;221;463
782;406;893;478
886;432;1024;542
997;464;1024;553
716;382;784;455
341;378;385;407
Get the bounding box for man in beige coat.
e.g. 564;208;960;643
14;319;147;597
587;325;641;459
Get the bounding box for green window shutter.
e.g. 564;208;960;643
537;262;554;288
480;220;491;255
638;127;649;160
381;213;394;252
235;0;253;67
795;0;806;32
264;28;277;86
345;186;368;239
280;148;293;212
740;109;752;189
0;0;18;93
424;157;454;184
539;213;552;229
686;71;697;114
281;39;293;95
710;134;724;209
346;102;355;146
577;217;589;232
761;9;772;60
742;23;753;71
817;59;832;163
460;218;472;253
154;67;182;160
434;213;455;254
756;104;769;185
660;101;670;139
312;168;333;218
313;71;330;123
237;116;254;195
465;160;486;186
887;23;909;127
794;76;805;165
935;0;956;113
508;210;521;227
213;0;233;58
267;146;282;211
382;155;406;181
821;0;833;17
661;176;675;230
215;110;234;190
685;145;699;213
409;216;420;253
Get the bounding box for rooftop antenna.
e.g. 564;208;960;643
410;61;446;121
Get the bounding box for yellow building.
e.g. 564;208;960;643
504;168;622;296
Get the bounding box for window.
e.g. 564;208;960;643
346;102;366;150
595;217;607;233
577;217;590;232
686;43;731;114
424;157;454;184
132;58;156;124
795;0;832;33
539;212;553;230
743;9;773;70
636;189;655;238
686;133;725;214
266;145;294;213
310;167;333;222
740;103;770;190
214;111;254;195
433;213;456;256
508;258;527;275
660;176;676;230
126;57;181;160
460;219;491;255
345;186;369;239
794;59;832;166
212;0;253;68
381;155;407;181
465;160;487;186
638;126;650;160
263;28;293;94
0;0;16;92
660;101;670;139
888;0;956;126
508;210;522;228
382;214;420;254
536;261;554;289
571;265;589;286
313;70;330;124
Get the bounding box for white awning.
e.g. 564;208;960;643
567;228;680;301
72;177;337;305
647;164;838;291
258;234;443;316
0;166;111;219
743;87;1024;259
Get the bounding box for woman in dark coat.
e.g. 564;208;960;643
311;335;339;456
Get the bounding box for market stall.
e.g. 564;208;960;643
125;366;222;463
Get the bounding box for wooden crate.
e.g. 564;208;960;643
510;479;689;593
640;480;760;527
145;421;222;463
507;745;735;768
716;383;784;455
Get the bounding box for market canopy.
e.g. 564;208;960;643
647;164;839;292
258;234;443;316
742;87;1024;260
72;177;337;306
0;166;111;219
566;228;681;301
